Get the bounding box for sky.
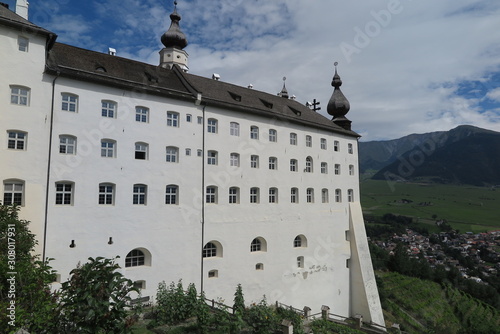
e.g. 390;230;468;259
6;0;500;141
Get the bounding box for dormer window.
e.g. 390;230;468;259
228;91;242;102
259;99;273;109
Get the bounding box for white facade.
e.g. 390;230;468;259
0;4;384;325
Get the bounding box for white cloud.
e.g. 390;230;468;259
486;88;500;102
29;0;500;141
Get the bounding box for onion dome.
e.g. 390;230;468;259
327;62;352;130
161;1;188;49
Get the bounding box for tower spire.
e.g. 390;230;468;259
327;62;351;130
278;77;289;99
160;1;189;71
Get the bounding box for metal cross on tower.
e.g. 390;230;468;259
311;99;321;112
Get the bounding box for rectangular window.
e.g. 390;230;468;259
167;112;179;127
165;185;178;204
61;93;78;112
230;153;240;167
335;164;340;175
59;136;76;154
250;188;259;203
135;107;149;123
250;126;259;139
166;147;178;163
186;114;192;122
269;157;277;170
321;162;328;174
3;182;23;205
18;36;29;52
135;143;148;160
55;183;73;205
290;159;297;172
250;155;259;168
290;133;297;145
101;140;115;158
348;143;353;154
321;138;327;150
7;131;26;150
335;189;342;203
185;148;191;156
322;189;329;203
99;184;114;205
197;116;203;124
207;119;217;133
291;188;298;203
206;186;217;203
133;185;147;205
101;101;116;118
230;122;240;136
334;141;340;152
269;129;277;142
306;135;312;147
269;188;277;203
307;188;314;203
229;187;239;204
207;151;217;165
10;86;29;106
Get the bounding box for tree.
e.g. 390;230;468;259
0;204;59;334
58;256;137;333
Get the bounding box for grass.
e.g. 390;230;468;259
360;179;500;233
378;271;500;334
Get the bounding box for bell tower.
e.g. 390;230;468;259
160;1;189;72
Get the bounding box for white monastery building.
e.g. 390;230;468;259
0;1;384;325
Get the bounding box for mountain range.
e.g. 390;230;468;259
358;125;500;186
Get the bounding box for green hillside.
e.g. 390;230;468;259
360;180;500;233
378;271;500;334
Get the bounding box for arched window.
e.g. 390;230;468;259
125;248;151;267
250;237;267;252
203;241;222;258
294;235;307;248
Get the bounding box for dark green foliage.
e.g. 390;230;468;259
309;319;365;334
0;205;59;334
243;297;280;334
233;283;245;316
156;280;196;325
275;306;305;334
58;256;137;333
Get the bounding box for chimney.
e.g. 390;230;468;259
16;0;29;20
108;48;116;56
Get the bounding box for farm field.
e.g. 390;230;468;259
360;180;500;233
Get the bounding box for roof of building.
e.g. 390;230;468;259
0;4;56;45
1;3;358;137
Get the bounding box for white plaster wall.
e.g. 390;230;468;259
45;78;204;290
0;25;52;254
1;19;378;317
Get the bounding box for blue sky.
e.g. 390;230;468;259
5;0;500;141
